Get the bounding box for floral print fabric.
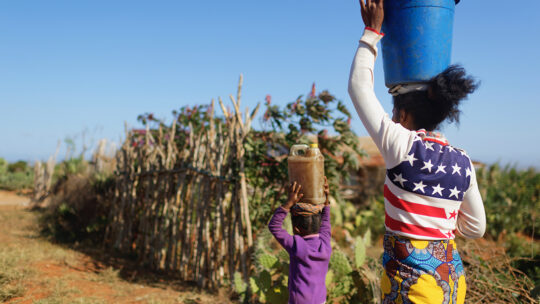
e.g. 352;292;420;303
381;233;467;304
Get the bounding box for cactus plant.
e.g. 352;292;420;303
330;250;352;277
258;270;272;292
258;253;278;271
277;249;289;261
363;228;372;247
354;236;366;268
249;235;290;303
233;271;247;302
249;277;259;294
325;269;334;288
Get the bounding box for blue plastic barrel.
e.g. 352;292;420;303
381;0;456;87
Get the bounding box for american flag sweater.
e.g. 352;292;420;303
348;29;486;240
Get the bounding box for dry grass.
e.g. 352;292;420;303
0;201;230;304
458;238;537;304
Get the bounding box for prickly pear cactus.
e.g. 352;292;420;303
249;277;259;294
354;236;366;268
266;285;288;304
256;228;273;246
325;269;334;288
258;253;278;271
233;271;247;300
330;250;352;277
363;228;372;247
277;249;289;261
330;200;343;227
250;236;290;303
258;270;272;293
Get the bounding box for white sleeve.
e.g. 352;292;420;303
347;29;416;169
455;163;486;239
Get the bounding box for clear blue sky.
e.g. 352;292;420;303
1;1;539;168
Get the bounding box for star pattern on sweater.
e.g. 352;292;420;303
393;173;408;187
449;186;461;199
432;184;444;196
404;153;417;166
436;164;447;174
421;159;434;172
413;181;427;193
452;163;462;176
388;139;473;202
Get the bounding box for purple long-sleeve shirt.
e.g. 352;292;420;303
268;206;332;304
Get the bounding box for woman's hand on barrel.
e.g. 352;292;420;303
323;176;330;206
283;181;303;211
359;0;384;33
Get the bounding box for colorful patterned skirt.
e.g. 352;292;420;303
381;233;467;304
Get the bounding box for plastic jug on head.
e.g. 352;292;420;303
287;143;325;205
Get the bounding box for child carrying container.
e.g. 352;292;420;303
268;178;331;304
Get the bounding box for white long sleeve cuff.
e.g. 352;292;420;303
359;29;384;56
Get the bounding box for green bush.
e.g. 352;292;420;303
477;164;539;238
137;88;365;235
52;156;89;181
476;164;539;297
0;158;34;191
332;196;385;242
245;90;364;232
40;173;115;244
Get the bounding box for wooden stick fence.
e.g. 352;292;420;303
33;142;60;202
104;76;258;289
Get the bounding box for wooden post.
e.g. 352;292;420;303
103;77;258;288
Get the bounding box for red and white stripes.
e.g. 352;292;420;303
383;177;459;240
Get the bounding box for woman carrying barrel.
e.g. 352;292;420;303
348;0;486;303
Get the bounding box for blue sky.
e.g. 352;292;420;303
1;1;539;168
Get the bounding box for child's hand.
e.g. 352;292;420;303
283;181;303;211
323;176;330;206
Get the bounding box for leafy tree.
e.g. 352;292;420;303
0;159;34;190
245;86;364;230
134;87;364;231
137;104;225;149
7;160;28;173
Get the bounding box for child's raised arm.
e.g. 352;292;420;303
319;177;331;244
268;207;294;252
268;182;303;252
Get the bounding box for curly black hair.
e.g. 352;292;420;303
393;65;480;131
291;213;321;235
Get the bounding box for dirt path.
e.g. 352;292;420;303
0;190;30;206
0;191;232;304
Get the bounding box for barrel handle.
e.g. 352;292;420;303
290;144;309;156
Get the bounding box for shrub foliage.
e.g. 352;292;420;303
0;158;34;191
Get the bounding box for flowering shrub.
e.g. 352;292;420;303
245;86;365;231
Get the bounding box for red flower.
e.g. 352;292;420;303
265;94;272;105
310;83;316;98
